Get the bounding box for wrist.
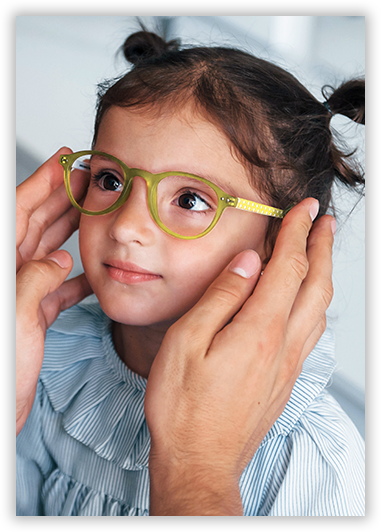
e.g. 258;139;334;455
148;450;243;516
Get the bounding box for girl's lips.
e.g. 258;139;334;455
104;260;162;284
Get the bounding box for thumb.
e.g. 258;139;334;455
175;250;262;352
17;250;73;318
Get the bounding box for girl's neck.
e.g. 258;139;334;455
112;320;172;379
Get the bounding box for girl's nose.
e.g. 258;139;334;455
108;176;157;245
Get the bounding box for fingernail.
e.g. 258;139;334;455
229;250;261;279
46;251;71;269
309;200;320;222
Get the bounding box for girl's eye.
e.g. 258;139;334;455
176;191;211;211
92;171;123;192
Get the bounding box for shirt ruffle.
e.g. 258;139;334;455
256;327;337;446
40;468;148;516
17;299;357;516
41;299;336;470
41;299;150;471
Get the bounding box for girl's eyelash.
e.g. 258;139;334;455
90;172;105;189
91;172;102;183
91;170;123;186
92;170;119;181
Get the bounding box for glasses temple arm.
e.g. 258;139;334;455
234;197;285;219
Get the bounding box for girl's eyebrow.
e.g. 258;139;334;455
92;154;239;197
178;167;239;197
202;175;237;197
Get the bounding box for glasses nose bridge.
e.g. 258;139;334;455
128;167;160;189
124;167;164;206
119;167;160;215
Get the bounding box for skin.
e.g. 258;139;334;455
16;106;335;515
80;106;270;377
146;201;334;515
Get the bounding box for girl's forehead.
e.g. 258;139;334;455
96;105;256;196
100;104;226;142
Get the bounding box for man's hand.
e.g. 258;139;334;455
16;148;92;435
145;198;334;515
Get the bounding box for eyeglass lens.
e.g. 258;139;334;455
68;154;219;237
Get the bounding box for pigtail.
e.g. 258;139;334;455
322;79;365;125
321;79;365;191
122;27;180;66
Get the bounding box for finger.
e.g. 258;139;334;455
16;147;72;248
287;215;334;342
32;180;74;227
40;273;93;328
21;181;78;255
28;163;88;234
21;206;81;262
16;147;72;217
239;198;319;327
173;250;262;354
16;250;73;326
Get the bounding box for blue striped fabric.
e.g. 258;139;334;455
16;300;365;516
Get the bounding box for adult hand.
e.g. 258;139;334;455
16;148;93;436
145;198;335;516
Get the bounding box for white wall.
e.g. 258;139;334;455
16;16;365;395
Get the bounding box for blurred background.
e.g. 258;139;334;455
16;16;365;437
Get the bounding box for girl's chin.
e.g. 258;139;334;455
96;297;182;328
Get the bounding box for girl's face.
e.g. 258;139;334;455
79;106;269;326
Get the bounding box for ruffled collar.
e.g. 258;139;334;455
41;298;336;468
42;298;149;471
261;327;336;446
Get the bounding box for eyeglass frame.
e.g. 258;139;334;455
59;150;287;240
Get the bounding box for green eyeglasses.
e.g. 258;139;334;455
59;150;285;240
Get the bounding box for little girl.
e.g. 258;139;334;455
16;29;365;516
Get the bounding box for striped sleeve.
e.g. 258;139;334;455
16;382;56;515
16;305;364;516
265;392;365;516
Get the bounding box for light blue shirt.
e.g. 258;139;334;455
16;300;365;516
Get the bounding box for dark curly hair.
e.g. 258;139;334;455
92;28;365;261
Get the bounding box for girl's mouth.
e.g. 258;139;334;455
104;260;162;284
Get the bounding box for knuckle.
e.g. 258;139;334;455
310;278;334;310
209;282;242;307
27;260;51;278
289;251;309;281
18;259;51;285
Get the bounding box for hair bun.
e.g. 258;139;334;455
323;79;365;125
122;30;180;65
